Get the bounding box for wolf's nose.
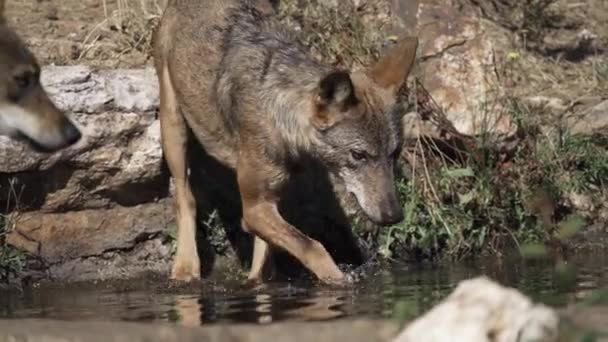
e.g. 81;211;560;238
380;196;404;225
382;206;404;225
62;121;82;146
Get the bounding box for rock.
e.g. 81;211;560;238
524;96;569;115
1;66;168;281
1;66;166;212
7;201;172;263
48;237;173;282
567;192;595;213
40;65;159;114
392;0;518;141
566;100;608;136
6;201;174;281
393;277;559;342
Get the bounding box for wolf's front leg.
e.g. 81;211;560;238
242;201;344;282
247;234;274;282
237;147;345;283
243;202;344;282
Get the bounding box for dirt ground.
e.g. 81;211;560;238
5;0;607;101
4;0;164;68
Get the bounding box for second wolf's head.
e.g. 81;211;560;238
310;38;418;226
0;0;81;152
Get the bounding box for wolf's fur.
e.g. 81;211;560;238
154;0;417;282
0;0;81;152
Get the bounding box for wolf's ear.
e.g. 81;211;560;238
366;37;418;94
312;71;358;131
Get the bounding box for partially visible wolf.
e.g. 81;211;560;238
0;0;81;152
154;0;418;283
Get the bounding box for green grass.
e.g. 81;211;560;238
0;180;27;284
378;96;607;261
0;214;24;283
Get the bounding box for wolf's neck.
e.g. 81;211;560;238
264;85;318;156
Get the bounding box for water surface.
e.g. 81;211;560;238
1;253;608;328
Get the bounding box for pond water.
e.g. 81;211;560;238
1;252;608;329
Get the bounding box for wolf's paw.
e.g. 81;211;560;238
171;259;201;282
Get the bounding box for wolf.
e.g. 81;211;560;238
0;0;81;152
154;0;418;283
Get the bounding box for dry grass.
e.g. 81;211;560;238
501;50;607;103
466;0;608;103
276;0;391;69
78;0;164;64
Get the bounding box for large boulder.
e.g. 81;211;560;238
0;66;165;211
394;0;517;140
1;66;171;281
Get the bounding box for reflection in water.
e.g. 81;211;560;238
2;252;608;326
174;296;203;327
254;294;272;324
282;294;345;321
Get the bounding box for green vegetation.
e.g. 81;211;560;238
0;214;24;284
276;0;607;262
379;98;607;261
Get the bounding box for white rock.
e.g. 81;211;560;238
393;277;559;342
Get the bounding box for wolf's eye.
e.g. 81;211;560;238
350;150;367;162
8;71;37;102
14;72;33;90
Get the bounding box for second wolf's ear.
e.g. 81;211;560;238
312;71;358;131
366;37;418;94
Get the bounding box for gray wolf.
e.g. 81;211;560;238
154;0;417;283
0;0;81;152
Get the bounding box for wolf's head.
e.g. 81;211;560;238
310;37;418;225
0;0;81;152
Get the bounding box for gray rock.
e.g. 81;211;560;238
1;67;165;212
40;65;158;114
105;69;160;112
2;67;168;282
41;65;110;114
567;100;608;135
